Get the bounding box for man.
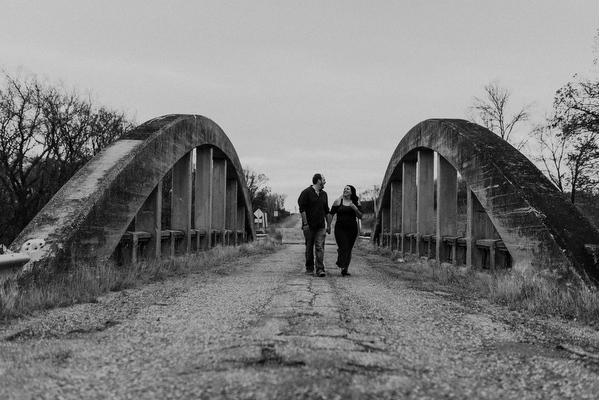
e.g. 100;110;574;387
297;173;332;277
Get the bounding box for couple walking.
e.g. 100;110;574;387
297;173;363;277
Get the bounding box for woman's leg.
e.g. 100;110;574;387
335;228;352;270
344;228;358;270
334;228;345;267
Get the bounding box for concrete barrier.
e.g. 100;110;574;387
0;253;30;277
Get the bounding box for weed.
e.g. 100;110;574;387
0;242;276;321
366;245;599;326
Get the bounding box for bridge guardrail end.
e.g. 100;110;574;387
0;252;31;275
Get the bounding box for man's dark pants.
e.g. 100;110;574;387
303;227;326;273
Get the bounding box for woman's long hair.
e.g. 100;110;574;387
347;185;359;205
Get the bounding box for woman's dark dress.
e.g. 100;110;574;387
331;201;362;273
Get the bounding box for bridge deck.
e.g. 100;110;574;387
1;243;598;398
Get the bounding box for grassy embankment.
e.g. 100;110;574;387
357;209;599;326
0;242;278;321
355;241;599;327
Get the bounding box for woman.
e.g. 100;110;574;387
330;185;363;276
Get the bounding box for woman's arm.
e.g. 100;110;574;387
352;201;363;219
330;197;341;215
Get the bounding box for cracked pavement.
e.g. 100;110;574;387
2;243;599;399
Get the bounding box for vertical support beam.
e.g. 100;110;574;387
436;155;457;263
136;182;162;259
131;233;140;264
226;179;238;246
168;231;176;257
417;150;435;256
172;152;192;253
195;147;213;250
381;207;390;247
467;190;495;268
402;161;417;254
390;180;402;251
237;206;246;244
489;242;497;271
212;159;227;246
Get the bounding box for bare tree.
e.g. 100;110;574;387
531;77;599;204
358;186;379;201
565;131;599;203
0;69;134;245
554;77;599;138
531;121;568;193
265;192;287;220
528;30;599;204
552;74;599;202
243;167;270;212
358;186;379;214
467;81;534;149
243;167;289;221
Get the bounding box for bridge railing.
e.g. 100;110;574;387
374;119;599;284
9;115;255;271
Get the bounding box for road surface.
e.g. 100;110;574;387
2;236;599;399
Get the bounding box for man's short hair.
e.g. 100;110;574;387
312;173;322;184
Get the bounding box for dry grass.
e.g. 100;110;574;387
0;242;278;321
358;242;599;326
488;269;599;322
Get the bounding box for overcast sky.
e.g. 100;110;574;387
2;1;598;211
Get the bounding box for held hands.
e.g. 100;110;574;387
302;224;331;234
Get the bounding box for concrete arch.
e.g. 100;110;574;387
10;114;255;265
374;119;599;283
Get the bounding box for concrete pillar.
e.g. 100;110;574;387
381;207;390;247
131;233;140;264
417;150;435;256
226;179;238;246
171;152;192;253
390;180;402;251
195;147;213;250
237;206;246;244
467;190;495;268
436;155;457;263
136;181;162;259
212;158;227;246
401;161;417;254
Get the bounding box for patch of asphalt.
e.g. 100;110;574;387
1;245;599;399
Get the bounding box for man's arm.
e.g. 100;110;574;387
298;190;309;230
326;213;332;234
301;211;309;230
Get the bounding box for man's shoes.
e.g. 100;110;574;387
315;269;326;277
341;268;350;276
305;269;314;275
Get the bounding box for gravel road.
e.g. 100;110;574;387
2;238;599;399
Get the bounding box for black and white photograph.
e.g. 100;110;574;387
1;1;599;399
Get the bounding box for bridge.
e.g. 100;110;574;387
4;115;255;270
373;119;599;284
3;114;599;398
2;115;599;285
